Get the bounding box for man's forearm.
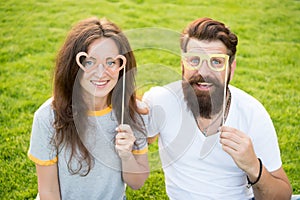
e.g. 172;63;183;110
252;166;292;200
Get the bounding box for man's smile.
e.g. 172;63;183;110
194;82;213;91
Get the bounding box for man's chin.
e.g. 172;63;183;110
190;90;224;118
192;85;211;98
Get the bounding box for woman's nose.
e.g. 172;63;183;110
95;63;106;77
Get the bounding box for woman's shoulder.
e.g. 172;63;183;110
34;97;54;120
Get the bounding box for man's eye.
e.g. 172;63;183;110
212;59;221;65
211;57;225;68
188;57;200;66
211;58;225;65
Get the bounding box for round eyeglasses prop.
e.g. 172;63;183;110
182;53;229;72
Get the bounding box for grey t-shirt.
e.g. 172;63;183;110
28;98;148;200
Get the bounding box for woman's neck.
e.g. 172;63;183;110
83;93;110;111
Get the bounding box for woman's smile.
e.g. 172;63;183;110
90;79;110;88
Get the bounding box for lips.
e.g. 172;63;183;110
195;82;213;90
90;80;109;87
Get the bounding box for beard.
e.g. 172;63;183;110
182;73;226;119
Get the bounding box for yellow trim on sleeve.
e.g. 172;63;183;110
28;153;57;166
132;147;148;155
87;105;112;116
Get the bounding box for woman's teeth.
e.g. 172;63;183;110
91;80;108;86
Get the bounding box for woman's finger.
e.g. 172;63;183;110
117;124;131;132
116;132;128;139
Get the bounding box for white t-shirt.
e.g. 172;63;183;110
28;98;148;200
143;81;282;200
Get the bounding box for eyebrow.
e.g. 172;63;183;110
188;47;226;53
88;55;118;61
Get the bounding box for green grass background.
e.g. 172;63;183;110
0;0;299;199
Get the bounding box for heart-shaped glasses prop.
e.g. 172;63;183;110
76;51;127;125
76;52;126;75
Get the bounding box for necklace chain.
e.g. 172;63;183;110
224;89;231;122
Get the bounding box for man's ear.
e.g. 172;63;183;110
229;59;236;81
181;60;184;75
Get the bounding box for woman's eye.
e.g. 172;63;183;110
106;59;116;68
84;60;95;69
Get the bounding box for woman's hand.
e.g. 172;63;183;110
115;124;136;160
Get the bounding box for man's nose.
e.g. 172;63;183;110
197;59;210;75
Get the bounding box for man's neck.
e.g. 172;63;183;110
196;111;223;136
196;89;231;136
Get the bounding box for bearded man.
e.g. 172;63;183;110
143;17;292;200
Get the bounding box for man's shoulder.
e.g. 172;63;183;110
148;80;182;95
229;85;267;111
230;85;259;102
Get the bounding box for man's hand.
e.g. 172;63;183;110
219;126;260;178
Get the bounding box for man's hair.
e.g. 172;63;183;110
180;17;238;64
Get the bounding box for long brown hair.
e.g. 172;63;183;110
52;17;144;175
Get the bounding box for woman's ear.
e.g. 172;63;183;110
229;60;236;81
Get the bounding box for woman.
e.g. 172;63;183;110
28;17;149;200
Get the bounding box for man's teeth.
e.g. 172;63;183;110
197;82;210;86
